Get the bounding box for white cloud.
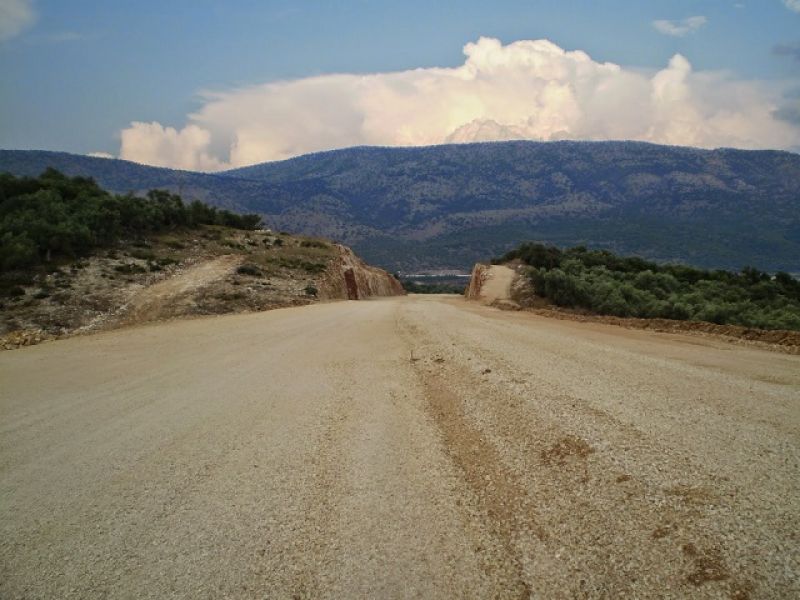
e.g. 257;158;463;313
0;0;35;41
120;122;225;171
783;0;800;13
87;151;114;159
118;37;800;171
653;16;707;37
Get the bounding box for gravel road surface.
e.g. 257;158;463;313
2;295;798;598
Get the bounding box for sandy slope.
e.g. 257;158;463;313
465;264;516;305
118;254;244;325
1;295;798;598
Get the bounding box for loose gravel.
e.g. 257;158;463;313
1;295;798;598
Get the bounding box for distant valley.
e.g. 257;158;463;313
2;141;799;273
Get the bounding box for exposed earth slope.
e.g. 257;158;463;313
0;227;402;349
465;263;517;308
2;295;798;598
3;141;800;272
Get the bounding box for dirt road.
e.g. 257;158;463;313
1;295;798;598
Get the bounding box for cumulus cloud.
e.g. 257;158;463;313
118;37;800;171
784;0;800;13
120;122;225;171
652;16;707;37
0;0;35;41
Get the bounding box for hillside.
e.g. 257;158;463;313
0;172;402;349
1;225;403;350
0;150;258;212
2;141;800;273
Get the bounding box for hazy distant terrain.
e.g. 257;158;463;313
3;141;799;272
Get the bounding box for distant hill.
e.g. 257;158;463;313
3;142;800;272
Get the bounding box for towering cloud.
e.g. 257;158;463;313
118;37;800;171
120;122;225;172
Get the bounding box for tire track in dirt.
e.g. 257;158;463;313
399;317;546;598
398;299;769;598
417;374;540;599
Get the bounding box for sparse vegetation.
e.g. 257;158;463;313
130;249;156;261
113;263;147;275
268;256;327;274
300;239;329;249
236;263;264;277
497;242;800;330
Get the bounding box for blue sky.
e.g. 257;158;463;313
1;0;799;168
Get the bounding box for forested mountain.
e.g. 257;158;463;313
3;141;799;273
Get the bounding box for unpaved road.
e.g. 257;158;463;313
1;296;798;599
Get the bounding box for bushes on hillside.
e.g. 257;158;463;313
0;169;262;271
496;242;800;330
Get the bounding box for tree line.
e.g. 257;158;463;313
0;169;262;271
496;242;800;331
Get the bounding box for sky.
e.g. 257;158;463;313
1;0;799;171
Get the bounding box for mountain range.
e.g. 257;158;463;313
2;141;799;273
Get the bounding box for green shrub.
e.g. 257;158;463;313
130;249;156;260
302;261;326;274
505;241;800;330
236;263;263;277
0;170;262;272
300;239;328;249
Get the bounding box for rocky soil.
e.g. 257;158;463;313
0;227;402;350
2;295;797;598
